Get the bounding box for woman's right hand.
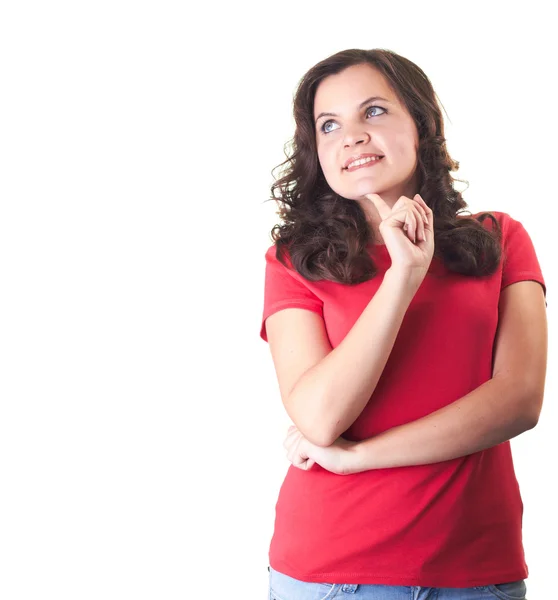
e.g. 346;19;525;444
365;193;434;278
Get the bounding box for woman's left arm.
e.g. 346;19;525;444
349;280;547;473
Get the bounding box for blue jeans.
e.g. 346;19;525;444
268;566;527;599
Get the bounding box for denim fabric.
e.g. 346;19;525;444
268;566;527;600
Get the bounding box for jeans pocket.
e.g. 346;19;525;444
485;580;527;600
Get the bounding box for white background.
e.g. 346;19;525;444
0;1;555;598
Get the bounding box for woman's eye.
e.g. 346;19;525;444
366;105;386;118
320;106;386;134
322;120;339;134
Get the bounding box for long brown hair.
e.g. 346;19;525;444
268;48;501;284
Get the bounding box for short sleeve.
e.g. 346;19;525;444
501;213;546;298
260;245;324;343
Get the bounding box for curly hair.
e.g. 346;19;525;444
268;48;502;284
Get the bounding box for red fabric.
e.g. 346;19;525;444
260;212;546;587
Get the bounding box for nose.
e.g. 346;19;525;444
343;124;370;147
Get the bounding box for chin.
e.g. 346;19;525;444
347;177;386;200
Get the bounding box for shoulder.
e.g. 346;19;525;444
265;243;294;270
460;210;520;237
477;210;529;225
264;242;311;284
465;209;507;223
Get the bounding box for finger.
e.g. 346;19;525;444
411;200;428;226
283;429;299;451
393;194;413;211
293;454;313;471
402;214;411;242
405;209;418;244
289;438;305;467
405;195;427;224
412;194;432;221
283;431;293;449
364;193;391;221
287;442;295;463
410;205;427;244
387;205;413;229
283;431;300;449
286;432;303;461
411;205;426;242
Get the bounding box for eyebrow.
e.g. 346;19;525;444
315;96;391;124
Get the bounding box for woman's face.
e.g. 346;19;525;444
313;63;420;205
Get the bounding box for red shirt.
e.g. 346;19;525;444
260;212;546;587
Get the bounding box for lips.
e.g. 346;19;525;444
343;154;384;171
343;153;384;169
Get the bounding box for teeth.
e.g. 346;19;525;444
347;156;382;169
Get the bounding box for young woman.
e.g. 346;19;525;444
260;49;547;599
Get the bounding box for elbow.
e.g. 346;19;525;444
289;415;340;447
517;411;538;432
520;389;544;431
526;417;539;430
298;406;344;447
285;389;342;448
315;431;339;448
298;424;337;448
496;374;544;432
522;408;540;431
318;421;346;447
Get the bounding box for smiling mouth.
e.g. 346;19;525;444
344;156;384;172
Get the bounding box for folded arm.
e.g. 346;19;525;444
348;280;547;472
267;267;422;447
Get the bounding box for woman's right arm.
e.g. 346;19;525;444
266;266;423;447
266;193;433;447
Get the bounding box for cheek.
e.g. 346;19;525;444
391;125;419;161
388;134;417;168
317;145;337;175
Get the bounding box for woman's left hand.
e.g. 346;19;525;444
283;425;359;475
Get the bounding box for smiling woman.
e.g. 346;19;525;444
314;66;419;214
260;48;547;599
271;49;504;284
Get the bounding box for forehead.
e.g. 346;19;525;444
313;63;396;117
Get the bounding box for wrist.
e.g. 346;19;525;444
384;266;424;299
345;439;373;475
